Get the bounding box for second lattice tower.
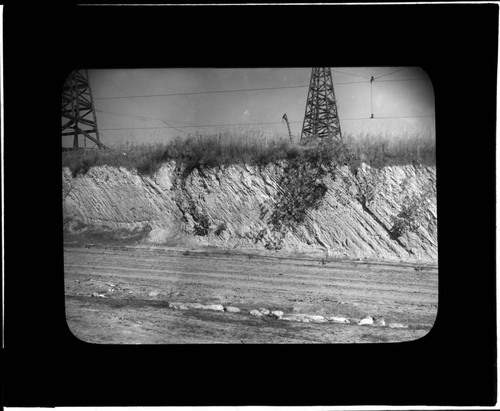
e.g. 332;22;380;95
300;67;342;145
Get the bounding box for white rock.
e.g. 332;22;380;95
250;309;263;317
169;302;189;310
148;291;159;297
306;315;328;323
203;304;224;311
270;310;283;318
225;306;241;313
91;292;107;298
278;314;326;323
186;303;204;309
375;318;386;326
288;315;311;323
389;323;408;328
259;308;270;315
358;316;374;325
328;316;350;324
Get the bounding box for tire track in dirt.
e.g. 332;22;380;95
65;255;437;309
64;245;438;271
65;262;436;299
64;244;438;343
64;247;437;292
66;267;437;315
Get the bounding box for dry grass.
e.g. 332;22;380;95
342;132;436;168
62;131;436;177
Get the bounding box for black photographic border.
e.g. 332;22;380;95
3;2;497;407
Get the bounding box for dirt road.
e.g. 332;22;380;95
64;242;438;344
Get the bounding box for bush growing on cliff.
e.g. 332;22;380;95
346;166;384;209
390;184;434;238
193;214;210;236
267;139;349;234
214;222;227;236
269;160;330;231
185;200;211;236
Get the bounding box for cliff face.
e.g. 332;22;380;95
62;161;437;262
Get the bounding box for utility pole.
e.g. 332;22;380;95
300;67;342;146
282;113;293;142
62;69;106;150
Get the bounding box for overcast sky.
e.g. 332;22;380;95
62;67;435;148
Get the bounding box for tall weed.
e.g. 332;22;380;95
62;131;435;178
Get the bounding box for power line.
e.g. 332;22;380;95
374;78;430;83
96;108;151;121
97;115;434;131
338;115;435;120
100;120;301;131
156;118;187;133
331;69;372;80
96;109;199;125
93;77;429;100
374;67;408;80
337;115;435;120
373;115;435;119
92;74;434;134
96;108;371;129
335;80;370;85
94;84;309;100
93;80;372;101
102;73;186;134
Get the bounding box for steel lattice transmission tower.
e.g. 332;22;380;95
62;69;106;149
300;67;342;145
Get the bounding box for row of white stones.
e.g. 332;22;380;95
168;302;408;329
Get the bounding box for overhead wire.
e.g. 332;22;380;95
374;115;435;119
95;108;200;125
93;80;373;100
94;84;310;100
374;78;430;83
93;77;428;100
93;71;434;134
103;74;188;134
100;120;303;131
373;67;408;80
330;69;372;80
98;115;434;132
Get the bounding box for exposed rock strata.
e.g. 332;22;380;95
63;161;437;262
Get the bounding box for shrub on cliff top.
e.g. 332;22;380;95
62;131;435;177
62;144;169;177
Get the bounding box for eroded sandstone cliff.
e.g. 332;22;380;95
62;161;437;262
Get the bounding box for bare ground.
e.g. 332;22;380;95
64;241;438;344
